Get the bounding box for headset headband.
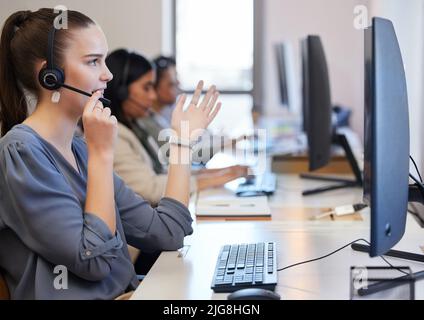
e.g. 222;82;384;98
47;26;56;70
121;52;131;87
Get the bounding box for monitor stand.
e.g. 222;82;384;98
301;133;363;196
350;185;424;296
352;184;424;262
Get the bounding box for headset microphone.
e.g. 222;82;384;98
56;81;110;107
38;24;111;107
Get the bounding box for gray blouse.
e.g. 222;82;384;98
0;124;193;299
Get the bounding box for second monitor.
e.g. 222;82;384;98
300;35;363;196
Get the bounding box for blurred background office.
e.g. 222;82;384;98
1;0;423;170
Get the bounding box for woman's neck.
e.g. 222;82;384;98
23;100;78;152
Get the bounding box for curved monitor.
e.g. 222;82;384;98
301;35;332;171
364;17;410;256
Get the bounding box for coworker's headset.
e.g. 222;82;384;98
38;25;111;107
116;51;131;102
115;51;151;112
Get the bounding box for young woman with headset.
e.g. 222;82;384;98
104;50;248;207
0;8;220;299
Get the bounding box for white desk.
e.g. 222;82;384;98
131;174;424;300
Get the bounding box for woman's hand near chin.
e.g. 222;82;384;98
82;91;118;233
83;91;118;159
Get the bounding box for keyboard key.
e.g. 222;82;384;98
227;264;236;270
256;258;264;267
245;274;253;282
255;274;263;283
221;251;229;260
235;278;252;285
245;267;254;274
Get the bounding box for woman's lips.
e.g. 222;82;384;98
92;89;105;96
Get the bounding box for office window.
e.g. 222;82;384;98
175;0;254;137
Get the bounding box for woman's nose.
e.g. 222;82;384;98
102;65;113;83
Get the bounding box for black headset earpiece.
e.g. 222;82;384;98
38;26;65;90
116;51;131;101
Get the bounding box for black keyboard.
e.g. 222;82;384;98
236;173;277;197
211;242;278;293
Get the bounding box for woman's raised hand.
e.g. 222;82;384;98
171;80;221;142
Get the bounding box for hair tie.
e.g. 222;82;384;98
14;10;31;30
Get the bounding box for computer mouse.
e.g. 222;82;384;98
227;288;281;300
241;175;256;185
236;190;266;197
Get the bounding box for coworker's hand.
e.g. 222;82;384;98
196;165;249;190
171;80;221;142
82;91;118;157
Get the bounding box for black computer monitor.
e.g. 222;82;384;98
301;36;332;171
300;35;362;196
300;39;309;134
350;18;424;296
364;17;410;257
275;43;290;107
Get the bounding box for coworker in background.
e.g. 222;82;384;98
105;49;248;206
135;56;177;151
0;8;220;299
151;56;179;125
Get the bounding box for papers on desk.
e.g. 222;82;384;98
196;188;271;217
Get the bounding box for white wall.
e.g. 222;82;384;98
261;0;367;140
0;0;164;58
369;0;424;172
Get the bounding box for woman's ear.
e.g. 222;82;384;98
35;60;48;77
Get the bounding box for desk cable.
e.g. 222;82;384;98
277;238;410;275
410;155;423;183
408;155;424;224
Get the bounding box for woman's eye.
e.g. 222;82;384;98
88;59;98;66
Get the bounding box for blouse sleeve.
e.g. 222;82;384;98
114;132;168;205
0;140;123;282
113;173;193;253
